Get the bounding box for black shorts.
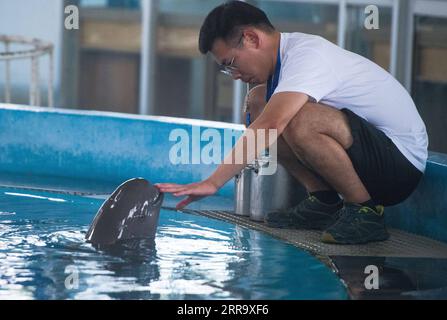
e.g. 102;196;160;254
341;108;423;206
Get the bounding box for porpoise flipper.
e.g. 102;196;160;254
85;178;163;248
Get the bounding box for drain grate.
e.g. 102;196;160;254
176;208;447;259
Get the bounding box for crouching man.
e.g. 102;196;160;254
156;1;428;244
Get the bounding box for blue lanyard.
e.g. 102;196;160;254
245;112;251;127
246;42;281;127
266;45;281;103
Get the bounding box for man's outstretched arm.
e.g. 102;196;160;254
155;92;308;209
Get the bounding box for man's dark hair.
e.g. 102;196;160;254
199;1;275;54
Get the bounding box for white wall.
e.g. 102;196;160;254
0;0;64;106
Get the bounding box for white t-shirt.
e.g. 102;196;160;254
274;32;428;172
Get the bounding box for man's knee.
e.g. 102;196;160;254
284;102;323;140
283;102;352;149
286;102;349;135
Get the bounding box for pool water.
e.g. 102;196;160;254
0;186;347;300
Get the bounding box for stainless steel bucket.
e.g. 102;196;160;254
249;156;306;222
234;165;254;216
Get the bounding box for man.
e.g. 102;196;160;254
156;1;428;244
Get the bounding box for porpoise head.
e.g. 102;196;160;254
85;178;163;249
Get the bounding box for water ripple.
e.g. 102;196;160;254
0;186;347;300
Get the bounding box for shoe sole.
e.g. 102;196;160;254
321;229;390;245
265;219;334;231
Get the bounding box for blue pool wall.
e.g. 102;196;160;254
386;152;447;243
1;104;446;243
0;104;244;198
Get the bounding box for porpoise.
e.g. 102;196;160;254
85;178;163;248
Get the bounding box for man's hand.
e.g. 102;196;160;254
154;180;218;210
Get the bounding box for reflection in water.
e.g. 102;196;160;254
83;239;160;300
332;256;447;299
0;187;347;300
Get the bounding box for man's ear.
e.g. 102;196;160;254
243;29;260;48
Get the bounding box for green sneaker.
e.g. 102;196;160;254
264;195;343;230
321;203;390;244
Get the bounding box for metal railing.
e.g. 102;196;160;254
0;35;54;107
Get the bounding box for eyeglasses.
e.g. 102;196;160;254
220;56;238;76
219;35;244;76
